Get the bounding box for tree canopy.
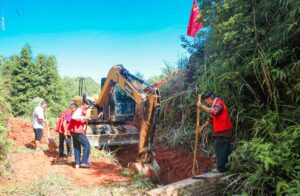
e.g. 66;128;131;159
2;44;100;120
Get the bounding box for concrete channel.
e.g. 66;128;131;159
147;172;226;196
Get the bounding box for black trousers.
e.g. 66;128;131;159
59;133;72;157
214;136;232;172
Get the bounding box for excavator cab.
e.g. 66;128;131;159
85;76;140;147
101;78;135;122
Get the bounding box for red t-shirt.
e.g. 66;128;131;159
68;107;86;134
56;109;72;134
208;98;233;137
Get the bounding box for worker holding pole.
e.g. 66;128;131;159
197;91;233;173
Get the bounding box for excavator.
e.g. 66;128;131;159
77;65;161;180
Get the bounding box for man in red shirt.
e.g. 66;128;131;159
56;103;77;157
68;101;91;168
197;91;233;173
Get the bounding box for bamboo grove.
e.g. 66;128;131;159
158;0;300;195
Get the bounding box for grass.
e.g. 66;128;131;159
0;183;26;196
132;173;158;190
9;145;32;154
0;171;156;196
26;172;73;196
90;147;119;165
121;168;131;176
0;126;12;177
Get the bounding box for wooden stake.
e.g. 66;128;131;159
192;94;201;176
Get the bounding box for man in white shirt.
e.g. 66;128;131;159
32;100;48;150
68;101;91;168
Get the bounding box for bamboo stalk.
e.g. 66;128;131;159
192;94;201;176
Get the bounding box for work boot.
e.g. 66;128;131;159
67;151;73;157
59;154;67;158
35;146;44;152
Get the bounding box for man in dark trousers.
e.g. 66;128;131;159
56;103;77;158
68;101;91;168
197;91;233;173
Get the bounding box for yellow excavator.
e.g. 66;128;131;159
78;65;161;180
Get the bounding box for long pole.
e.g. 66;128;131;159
192;94;201;176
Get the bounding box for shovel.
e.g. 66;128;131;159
45;113;58;152
64;135;72;149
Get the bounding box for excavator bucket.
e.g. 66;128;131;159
129;159;160;182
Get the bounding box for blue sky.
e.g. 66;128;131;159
0;0;193;82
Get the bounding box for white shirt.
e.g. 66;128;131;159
72;107;84;121
32;106;44;129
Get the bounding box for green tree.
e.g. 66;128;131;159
37;55;68;118
134;71;145;80
10;44;69;118
1;43;101;133
60;76;100;102
0;55;12;175
10;44;34;116
161;61;176;77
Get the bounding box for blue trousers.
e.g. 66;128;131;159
59;133;72;157
71;133;90;165
214;136;232;172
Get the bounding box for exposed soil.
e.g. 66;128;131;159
44;150;130;187
3;117;129;188
117;144;213;184
2;117;213;189
153;71;182;89
7;117;47;147
157;147;213;184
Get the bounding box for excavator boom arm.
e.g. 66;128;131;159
95;65;147;105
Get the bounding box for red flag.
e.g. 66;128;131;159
187;0;203;37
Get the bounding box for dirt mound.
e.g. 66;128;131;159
7;117;48;147
116;144;213;184
7;117;35;146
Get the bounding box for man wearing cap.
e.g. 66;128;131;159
197;91;233;173
68;101;91;168
32;100;48;151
